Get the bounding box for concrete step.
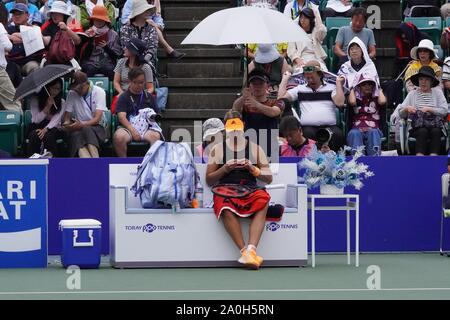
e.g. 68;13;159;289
167;92;237;109
372;20;401;49
159;77;243;93
166;124;203;145
167;62;236;78
161;108;230;119
164;20;200;31
163;33;235;49
163;0;232;8
157;48;241;59
164;6;228;21
159;77;243;88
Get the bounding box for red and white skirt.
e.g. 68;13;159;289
213;189;270;219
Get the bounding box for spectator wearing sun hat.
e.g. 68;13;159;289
40;0;80;25
196;118;225;159
404;39;442;93
399;66;447;156
42;1;81;50
247;43;291;100
110;37;155;113
120;0;159;67
81;5;121;79
113;37;154;95
79;0;116;31
121;0;185;61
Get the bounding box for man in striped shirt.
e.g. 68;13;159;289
278;60;346;151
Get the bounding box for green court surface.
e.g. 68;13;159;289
1;253;450;300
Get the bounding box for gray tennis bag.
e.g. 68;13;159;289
131;141;200;209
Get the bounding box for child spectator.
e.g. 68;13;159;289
347;73;387;156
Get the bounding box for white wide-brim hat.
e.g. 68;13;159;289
254;43;280;64
202;118;225;141
410;39;437;60
49;0;70;16
130;0;156;20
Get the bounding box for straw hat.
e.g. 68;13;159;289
130;0;156;20
90;5;110;24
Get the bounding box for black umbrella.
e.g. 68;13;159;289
14;64;76;101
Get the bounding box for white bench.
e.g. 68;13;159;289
109;163;308;268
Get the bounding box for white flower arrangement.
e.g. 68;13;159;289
299;146;374;190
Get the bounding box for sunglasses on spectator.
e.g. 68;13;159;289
303;66;319;73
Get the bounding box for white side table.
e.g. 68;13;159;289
308;194;359;268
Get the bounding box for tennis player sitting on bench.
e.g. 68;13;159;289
206;111;273;270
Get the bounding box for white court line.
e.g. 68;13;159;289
1;288;450;295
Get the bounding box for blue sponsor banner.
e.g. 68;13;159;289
0;160;48;268
47;156;449;254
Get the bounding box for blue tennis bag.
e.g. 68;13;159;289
131;141;200;209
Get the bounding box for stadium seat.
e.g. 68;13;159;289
89;77;113;108
441;173;450;255
324;17;351;52
102;109;112;146
399;118;448;155
22;110;66;153
404;17;442;45
446;17;450;28
324;18;351;72
322;44;330;71
435;44;444;60
112;114;150;152
0;110;22;155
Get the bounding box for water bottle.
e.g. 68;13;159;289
195;187;204;208
172;202;180;213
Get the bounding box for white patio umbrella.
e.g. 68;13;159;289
182;6;309;85
181;6;308;45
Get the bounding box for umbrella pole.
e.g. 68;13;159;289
245;44;249;87
43;86;58;111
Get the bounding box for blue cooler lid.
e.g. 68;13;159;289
59;219;102;230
